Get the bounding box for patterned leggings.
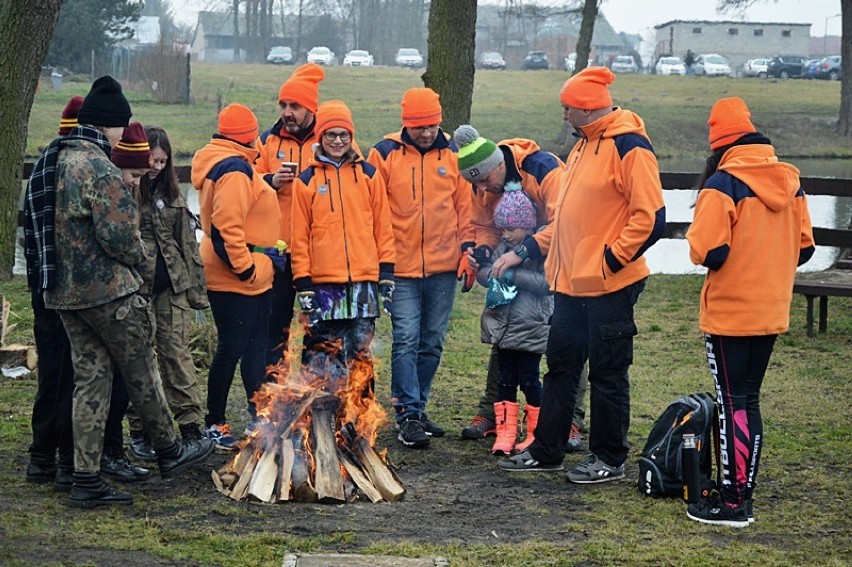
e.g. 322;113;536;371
704;333;777;506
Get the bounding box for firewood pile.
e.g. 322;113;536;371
212;354;405;504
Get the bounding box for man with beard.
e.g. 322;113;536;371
256;63;326;372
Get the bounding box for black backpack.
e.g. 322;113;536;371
637;392;719;499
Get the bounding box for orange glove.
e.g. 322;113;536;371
457;254;476;293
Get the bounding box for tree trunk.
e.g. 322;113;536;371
0;1;61;279
423;0;477;133
232;0;241;62
574;0;598;75
839;1;850;137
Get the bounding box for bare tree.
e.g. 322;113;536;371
574;0;598;74
423;0;477;132
233;0;241;62
719;0;850;137
0;1;62;277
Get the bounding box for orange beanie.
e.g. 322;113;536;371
708;96;756;150
278;63;325;113
401;87;442;127
315;100;355;137
58;96;84;135
559;66;614;109
218;103;259;145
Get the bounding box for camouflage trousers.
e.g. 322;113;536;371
127;289;203;430
59;293;177;473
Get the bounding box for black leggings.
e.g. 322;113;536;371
704;333;776;507
496;348;542;406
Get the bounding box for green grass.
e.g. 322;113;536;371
1;274;850;566
27;65;851;162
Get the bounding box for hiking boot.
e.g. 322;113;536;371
204;422;238;451
129;430;157;462
421;414;445;438
68;472;133;509
565;453;625;484
460;415;496;440
54;464;74;493
566;422;583;453
100;448;150;482
687;494;749;528
157;438;215;479
179;423;204;441
497;449;563;472
397;418;430;449
26;460;57;484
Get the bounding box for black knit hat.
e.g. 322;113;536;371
77;76;132;127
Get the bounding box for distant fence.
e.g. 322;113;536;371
19;164;852;247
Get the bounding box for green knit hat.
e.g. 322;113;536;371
454;124;503;182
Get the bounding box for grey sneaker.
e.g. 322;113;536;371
497;449;563;472
565;453;625;484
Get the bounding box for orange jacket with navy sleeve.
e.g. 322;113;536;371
290;151;395;286
686;143;815;335
191;138;279;295
367;129;474;278
469;139;563;259
545;108;666;297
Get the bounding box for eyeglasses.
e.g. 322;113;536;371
323;131;351;142
408;124;440;134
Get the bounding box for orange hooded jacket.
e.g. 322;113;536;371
191;138;279;295
687;143;815;335
545;108;666;297
470;139;563;257
291;151;396;286
367;129;474;278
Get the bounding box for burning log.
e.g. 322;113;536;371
338;448;383;503
310;395;345;503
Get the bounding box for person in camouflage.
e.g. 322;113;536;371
28;76;213;508
124;125;208;460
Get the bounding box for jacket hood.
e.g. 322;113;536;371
190;138;259;189
718;144;800;212
497;137;542;167
578;107;648;141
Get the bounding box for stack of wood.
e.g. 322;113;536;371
0;296;37;371
211;392;405;504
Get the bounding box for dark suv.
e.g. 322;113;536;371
767;55;808;79
522;50;549;70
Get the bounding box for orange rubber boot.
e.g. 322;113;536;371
514;405;540;452
491;401;519;455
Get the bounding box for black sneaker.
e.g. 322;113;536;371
397;418;430;449
421;414;445;438
687;494;749;528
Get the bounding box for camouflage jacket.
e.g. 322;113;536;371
43;139;144;310
137;183;209;309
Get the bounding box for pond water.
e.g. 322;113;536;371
14;159;850;276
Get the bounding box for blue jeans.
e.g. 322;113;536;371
390;272;456;423
530;279;646;466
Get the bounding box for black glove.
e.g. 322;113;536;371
472;245;493;267
379;280;394;316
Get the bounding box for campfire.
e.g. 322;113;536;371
211;333;405;504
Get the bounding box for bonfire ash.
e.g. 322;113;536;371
211;333;405;504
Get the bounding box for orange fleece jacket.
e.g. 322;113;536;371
191;138;279;295
367;130;474;278
687;144;815;335
291;152;395;285
469;138;563;256
545;108;666;297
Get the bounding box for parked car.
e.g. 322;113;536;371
815;55;841;81
693;54;732;77
342;49;373;67
395;48;424;68
479;51;506;70
743;58;768;78
522;50;549;70
564;52;593;72
266;46;294;65
655;56;686;76
307;46;335;66
766;55;808;79
803;58;822;79
611;55;638;73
